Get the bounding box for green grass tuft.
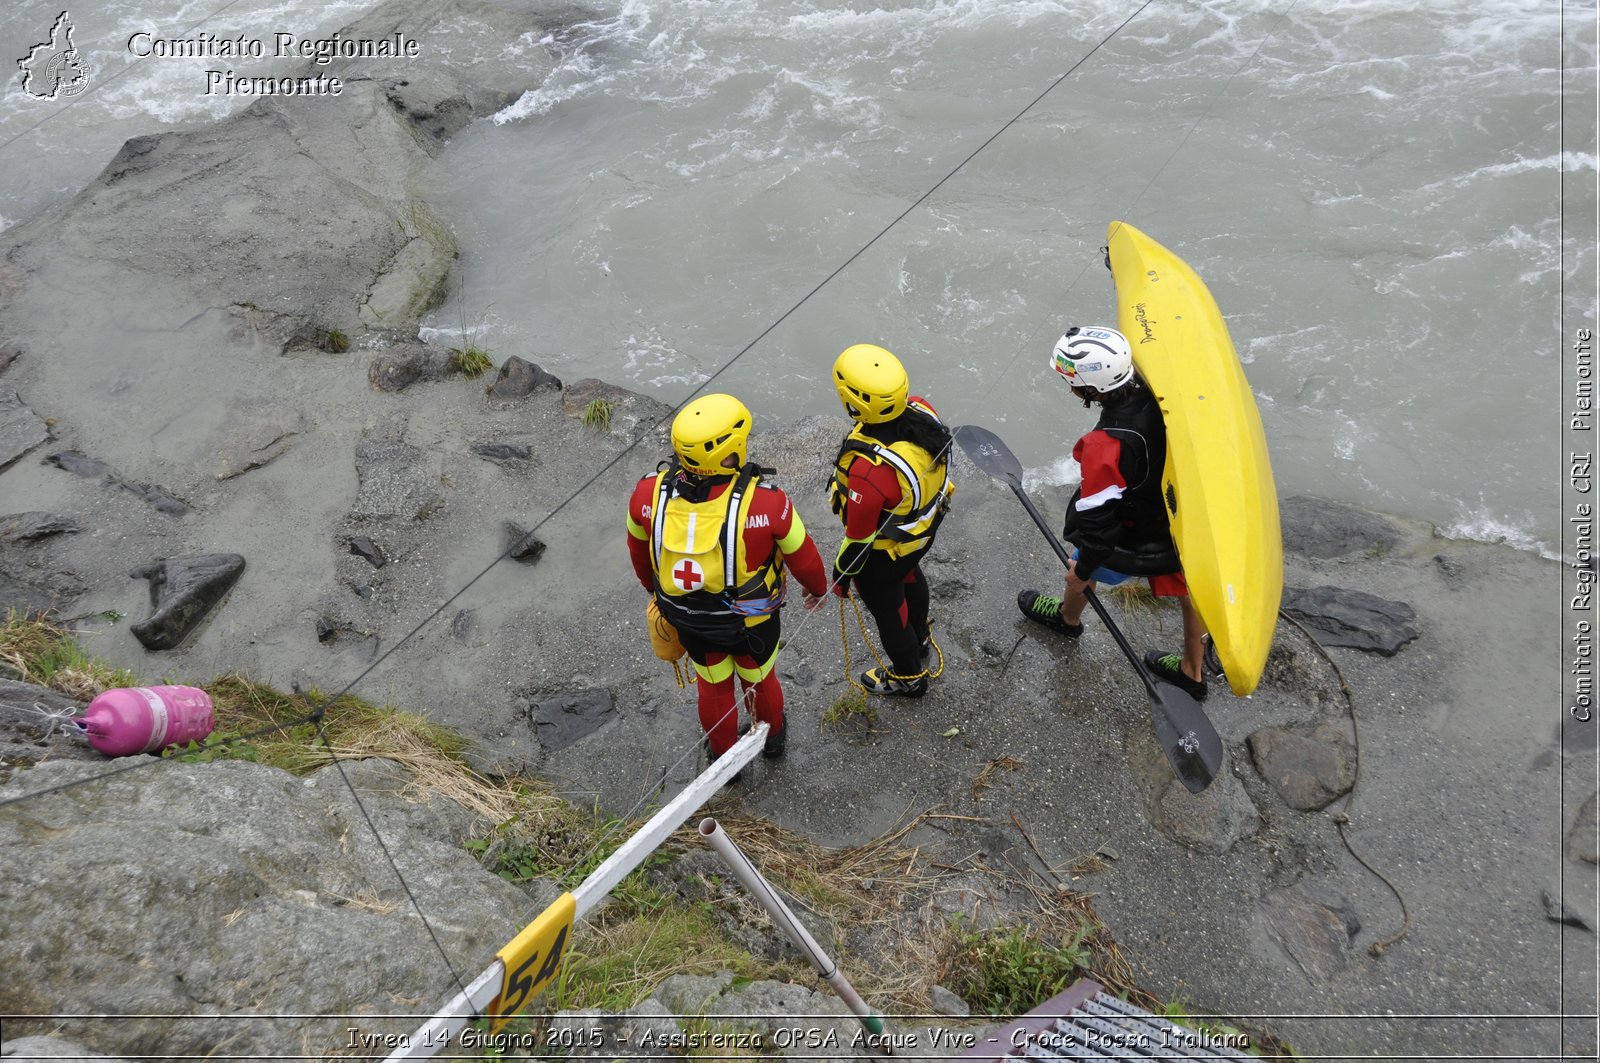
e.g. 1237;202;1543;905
449;346;493;378
819;690;875;731
943;920;1094;1018
325;328;350;353
581;397;614;432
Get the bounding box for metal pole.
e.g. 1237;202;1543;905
698;817;892;1055
385;725;770;1060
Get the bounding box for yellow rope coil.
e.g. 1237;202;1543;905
836;592;944;693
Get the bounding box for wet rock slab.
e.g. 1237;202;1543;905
0;513;81;545
1259;887;1360;982
1280;495;1405;560
1247;721;1356;810
0;391;49;471
128;554;246;651
1281;584;1419;655
1127;729;1261;853
42;450;190;516
213;410;302;481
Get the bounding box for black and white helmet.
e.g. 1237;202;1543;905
1050;326;1134;394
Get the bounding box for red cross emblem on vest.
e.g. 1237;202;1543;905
672;559;704;591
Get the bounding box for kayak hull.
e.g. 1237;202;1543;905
1107;221;1282;695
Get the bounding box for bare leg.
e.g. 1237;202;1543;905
1179;595;1207;684
1061;559;1095;627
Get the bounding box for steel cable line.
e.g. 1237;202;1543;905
0;0;1165;1023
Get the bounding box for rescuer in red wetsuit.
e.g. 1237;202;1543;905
1016;327;1210;701
827;344;954;698
626;394;827;767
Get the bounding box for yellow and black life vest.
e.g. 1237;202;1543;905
650;461;786;639
829;417;954;560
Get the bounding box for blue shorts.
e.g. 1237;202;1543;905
1070;549;1132;587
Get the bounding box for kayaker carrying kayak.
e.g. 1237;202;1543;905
1016;326;1211;701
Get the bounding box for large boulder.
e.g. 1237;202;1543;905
0;757;529;1057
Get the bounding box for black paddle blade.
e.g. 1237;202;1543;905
955;422;1224;794
1149;685;1223;793
953;424;1023;484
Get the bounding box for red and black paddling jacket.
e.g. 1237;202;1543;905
1062;382;1180;580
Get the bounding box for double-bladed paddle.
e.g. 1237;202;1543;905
953;423;1222;794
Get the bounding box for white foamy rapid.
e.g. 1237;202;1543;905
3;0;1593;556
0;0;380;225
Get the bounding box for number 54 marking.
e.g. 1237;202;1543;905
488;892;576;1032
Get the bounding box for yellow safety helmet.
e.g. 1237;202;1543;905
833;343;908;424
671;393;752;475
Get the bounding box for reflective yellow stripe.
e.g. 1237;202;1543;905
733;644;780;683
627;513;648;540
694;656;736;683
835;535;874;572
776;510;807;554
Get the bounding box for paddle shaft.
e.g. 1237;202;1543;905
1000;480;1162;700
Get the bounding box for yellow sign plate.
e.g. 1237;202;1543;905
487;891;576;1033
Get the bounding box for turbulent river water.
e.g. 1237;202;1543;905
3;0;1596;556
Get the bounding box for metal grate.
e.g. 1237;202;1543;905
947;981;1255;1062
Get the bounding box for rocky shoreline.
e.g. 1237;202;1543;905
0;0;1594;1059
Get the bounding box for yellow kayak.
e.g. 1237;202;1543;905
1107;221;1282;695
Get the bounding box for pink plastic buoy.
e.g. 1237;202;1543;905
77;685;216;757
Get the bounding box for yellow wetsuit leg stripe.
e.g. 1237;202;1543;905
733;644;779;684
693;656;736;683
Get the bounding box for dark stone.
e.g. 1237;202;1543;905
367;344;456;392
348;536;387;568
128;554;246;651
450;609;475;641
42;451;189;516
316;617;338;643
470;442;532;463
1281;585;1419;655
0;513;81;545
0;391;50;471
1260;888;1358;982
1280;496;1405;560
487;356;563;400
112;479;190;516
42;450;108;478
529;690;616;751
504;521;546;563
1247;722;1356;810
1541;888;1594;931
